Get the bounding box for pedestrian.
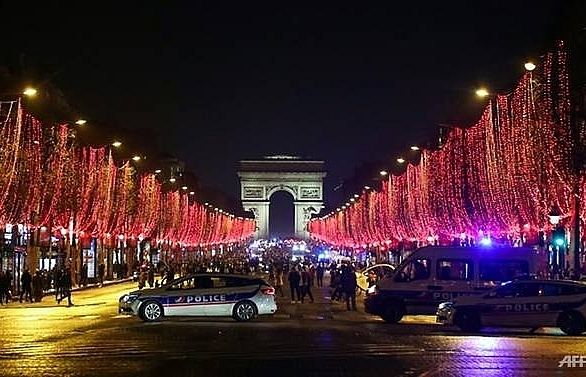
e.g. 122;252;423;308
367;270;378;288
147;264;155;288
329;268;343;301
287;265;301;304
165;266;175;282
340;264;357;311
80;263;88;286
57;267;73;306
32;270;44;302
300;266;314;303
20;268;32;303
138;266;147;289
98;263;105;287
4;270;13;302
0;270;6;305
316;263;324;287
274;268;285;297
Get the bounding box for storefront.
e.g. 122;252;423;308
2;224;30;295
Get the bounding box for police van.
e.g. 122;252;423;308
364;245;541;323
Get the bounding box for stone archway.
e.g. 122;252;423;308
238;155;326;240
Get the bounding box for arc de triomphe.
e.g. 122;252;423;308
238;155;326;240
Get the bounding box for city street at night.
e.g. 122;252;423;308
1;3;586;377
1;280;584;377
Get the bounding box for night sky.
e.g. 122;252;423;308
0;2;574;218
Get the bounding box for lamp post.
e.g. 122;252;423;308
60;228;68;264
549;205;565;279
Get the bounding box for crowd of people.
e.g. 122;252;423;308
0;242;373;312
264;260;360;311
0;266;76;306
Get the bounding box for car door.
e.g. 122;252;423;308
480;282;545;327
164;276;207;317
198;276;233;316
391;258;435;313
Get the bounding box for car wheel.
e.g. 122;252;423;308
380;303;404;323
456;309;482;332
557;311;586;335
233;301;257;321
139;300;163;322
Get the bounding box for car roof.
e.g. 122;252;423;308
180;273;264;281
506;279;586;286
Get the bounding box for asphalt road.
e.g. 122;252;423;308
0;280;585;377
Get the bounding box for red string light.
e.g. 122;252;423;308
310;41;575;248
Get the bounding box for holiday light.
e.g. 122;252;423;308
309;41;577;249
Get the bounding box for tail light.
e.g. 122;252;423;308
261;287;275;295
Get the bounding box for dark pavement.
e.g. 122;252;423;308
273;276;375;321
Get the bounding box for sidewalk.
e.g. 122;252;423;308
1;277;133;308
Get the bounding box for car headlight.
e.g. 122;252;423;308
119;294;140;304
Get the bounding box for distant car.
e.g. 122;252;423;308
356;264;396;292
119;273;278;322
436;279;586;335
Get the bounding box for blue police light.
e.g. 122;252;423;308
479;237;492;246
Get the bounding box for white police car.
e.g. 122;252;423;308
119;273;278;322
436;279;586;335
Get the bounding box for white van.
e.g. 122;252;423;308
364;245;541;323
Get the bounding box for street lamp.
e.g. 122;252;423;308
22;87;37;97
475;88;490;98
524;61;537;72
549;204;565;279
548;205;562;226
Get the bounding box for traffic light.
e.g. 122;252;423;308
552;225;566;247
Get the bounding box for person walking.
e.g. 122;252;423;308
32;270;44;302
340;264;358;311
57;267;73;306
300;266;314;303
147;263;155;288
287;265;301;304
20;268;32;303
138;267;147;289
316;263;324;287
0;270;6;305
80;263;88;286
274;268;285;297
329;267;343;302
98;263;105;287
4;270;13;302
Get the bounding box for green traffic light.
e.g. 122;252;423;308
554;238;565;247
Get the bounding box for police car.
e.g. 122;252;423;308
436;279;586;335
119;273;278;322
